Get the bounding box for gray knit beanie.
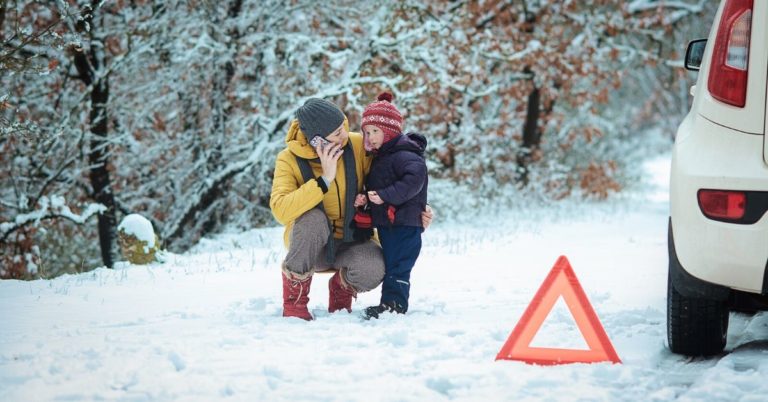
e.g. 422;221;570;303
295;98;345;139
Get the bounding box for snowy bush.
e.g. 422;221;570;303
117;214;160;265
0;195;105;279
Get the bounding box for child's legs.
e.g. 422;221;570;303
378;226;423;311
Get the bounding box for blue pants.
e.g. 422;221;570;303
377;226;422;312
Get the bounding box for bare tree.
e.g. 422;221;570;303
70;2;118;267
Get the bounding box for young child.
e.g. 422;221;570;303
355;92;428;319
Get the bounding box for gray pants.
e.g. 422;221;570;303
284;209;385;292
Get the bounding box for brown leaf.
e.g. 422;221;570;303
153;112;166;132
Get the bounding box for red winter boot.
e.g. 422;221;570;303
328;271;357;313
282;272;313;321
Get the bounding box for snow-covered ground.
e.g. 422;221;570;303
3;156;768;401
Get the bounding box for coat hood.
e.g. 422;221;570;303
378;132;427;156
285;118;351;160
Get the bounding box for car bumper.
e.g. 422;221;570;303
671;114;768;294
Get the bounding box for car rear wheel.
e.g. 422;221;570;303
667;269;729;356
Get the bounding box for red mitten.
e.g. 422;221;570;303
354;209;372;229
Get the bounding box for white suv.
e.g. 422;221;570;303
669;0;768;356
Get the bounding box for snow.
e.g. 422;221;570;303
118;214;156;249
3;155;768;401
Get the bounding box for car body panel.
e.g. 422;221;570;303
671;0;768;295
697;0;767;136
672;116;768;293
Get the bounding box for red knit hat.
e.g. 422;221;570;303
362;92;403;144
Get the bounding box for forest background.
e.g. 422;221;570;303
0;0;715;278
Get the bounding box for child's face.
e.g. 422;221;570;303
362;125;385;150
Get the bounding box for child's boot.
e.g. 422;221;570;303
363;301;406;320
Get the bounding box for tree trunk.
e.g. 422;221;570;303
0;4;6;34
89;76;116;268
516;74;542;186
73;4;117;268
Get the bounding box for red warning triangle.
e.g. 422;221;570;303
496;256;621;365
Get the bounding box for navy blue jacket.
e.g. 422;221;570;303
367;133;428;228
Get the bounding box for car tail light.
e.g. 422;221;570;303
698;190;746;220
707;0;752;107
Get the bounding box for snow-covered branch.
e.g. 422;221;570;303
627;0;707;14
1;196;106;242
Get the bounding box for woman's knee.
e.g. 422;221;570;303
339;242;385;292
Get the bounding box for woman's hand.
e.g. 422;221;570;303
315;141;342;183
421;204;434;229
354;193;368;207
367;191;384;205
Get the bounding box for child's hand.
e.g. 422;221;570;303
354;193;368;207
367;191;384;205
422;204;434;229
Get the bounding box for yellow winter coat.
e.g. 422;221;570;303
270;118;372;249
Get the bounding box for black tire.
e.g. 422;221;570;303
667;269;729;356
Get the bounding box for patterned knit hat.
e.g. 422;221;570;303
362;92;403;144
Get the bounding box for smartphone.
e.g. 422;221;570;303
309;135;330;148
